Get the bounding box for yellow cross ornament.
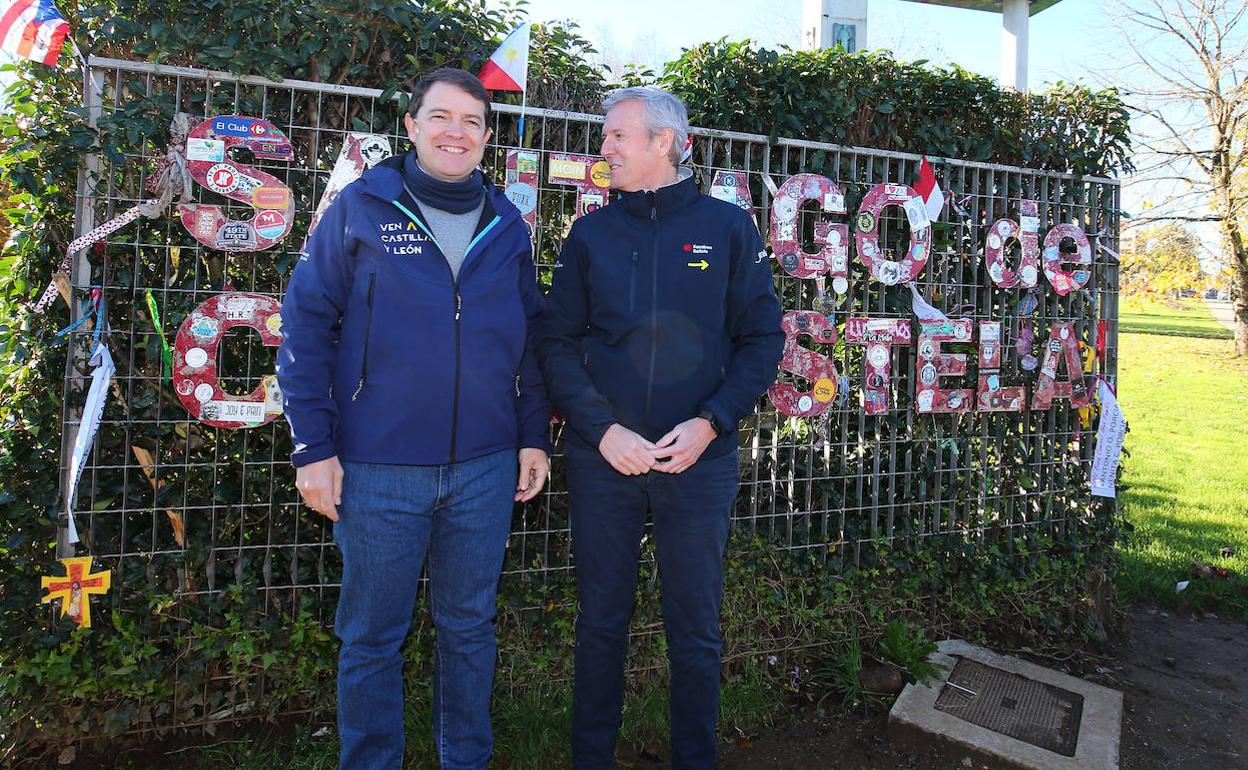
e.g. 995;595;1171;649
41;556;111;628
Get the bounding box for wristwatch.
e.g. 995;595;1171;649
697;409;724;436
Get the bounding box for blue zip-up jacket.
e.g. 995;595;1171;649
537;172;783;459
277;152;551;468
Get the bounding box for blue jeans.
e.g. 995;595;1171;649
333;450;516;770
566;443;739;770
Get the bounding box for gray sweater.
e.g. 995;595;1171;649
415;198;486;281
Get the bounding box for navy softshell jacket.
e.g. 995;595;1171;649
277;153;550;468
537;173;784;459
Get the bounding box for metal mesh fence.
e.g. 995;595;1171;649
59;57;1119;728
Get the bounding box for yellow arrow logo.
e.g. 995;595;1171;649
687;259;709;271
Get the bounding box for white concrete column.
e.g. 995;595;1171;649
1001;0;1029;91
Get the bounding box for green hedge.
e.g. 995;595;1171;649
0;2;1129;763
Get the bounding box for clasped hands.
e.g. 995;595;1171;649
597;418;717;476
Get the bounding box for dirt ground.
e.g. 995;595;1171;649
626;605;1248;770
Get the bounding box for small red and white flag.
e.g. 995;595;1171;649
0;0;70;67
915;156;945;221
478;22;531;93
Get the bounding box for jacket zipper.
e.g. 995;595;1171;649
352;272;377;401
629;249;639;311
645;200;659;420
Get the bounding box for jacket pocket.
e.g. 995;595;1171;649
352;272;377;401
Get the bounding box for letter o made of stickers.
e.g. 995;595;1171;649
854;183;932;286
768;310;839;418
174;292;284;429
768;173;850;293
1041;224;1093;296
178;115;295;252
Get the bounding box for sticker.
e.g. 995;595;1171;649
252;186;290;209
580;193;604;217
516;153;538;175
868;345;889;369
997;220;1012;237
947;391;963;410
918;390;934;411
185;347;209;368
176;379;195;397
360;136;392;166
216;222;257;250
194;382;215;402
224;296;259;321
186;138;225;162
261;375;283;414
823;192;845;211
987;374;1001;392
506;182;537;215
212;116;262;137
254;210;287;240
1020;215;1040;233
878;261;901;285
549;158;587;181
832;276;849;294
954;323;971;341
265;313;283;337
902;197;931;230
919;339;936;358
919;363;938;386
205;163;239;194
1020;265;1038;285
988;234;1002;249
856;213;875;232
813;378;836;403
590;161;612;188
189;315;219;339
195;210;219;239
797;395;814;412
203;400;266;423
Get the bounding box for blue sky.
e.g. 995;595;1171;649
493;0;1116;89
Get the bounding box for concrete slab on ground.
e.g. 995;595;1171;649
889;640;1123;770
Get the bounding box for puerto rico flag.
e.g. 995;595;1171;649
0;0;70;67
478;23;530;92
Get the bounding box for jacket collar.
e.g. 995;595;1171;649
613;167;699;219
358;151;518;230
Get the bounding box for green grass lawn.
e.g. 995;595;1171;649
1116;297;1248;618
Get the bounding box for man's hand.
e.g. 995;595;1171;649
650;417;717;474
516;448;550;502
599;423;658;475
296;456;344;521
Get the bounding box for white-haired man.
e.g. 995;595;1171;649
537;87;783;770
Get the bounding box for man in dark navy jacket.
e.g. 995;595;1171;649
278;69;550;770
537;87;784;770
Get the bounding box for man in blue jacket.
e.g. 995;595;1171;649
537;87;784;770
278;68;550;770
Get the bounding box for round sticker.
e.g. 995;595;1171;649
1060;327;1070;340
254;210;287;240
919;363;938;386
185;347;209;368
176;379;195;396
266;313;283;337
194;382;215;402
868;345;889;369
1021;264;1038;285
505;182;537;215
917;389;934;411
997;221;1011;236
798;395;813;412
832;276;849;294
205;163;239;194
919;339;936;359
947;392;963;409
590;161;612;188
856;212;875;232
813;378;836;403
988;234;1002;249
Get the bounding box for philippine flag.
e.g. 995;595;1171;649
0;0;70;67
478;23;531;93
916;156;945;221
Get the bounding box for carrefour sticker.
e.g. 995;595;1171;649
186;138;225;162
505;182;537;215
212;116;265;137
254;210;288;240
252;186;290;209
206;163;239;194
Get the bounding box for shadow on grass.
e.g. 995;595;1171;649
1119;320;1233;340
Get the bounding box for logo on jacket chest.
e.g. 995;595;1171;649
682;242;713;271
377;220;429;256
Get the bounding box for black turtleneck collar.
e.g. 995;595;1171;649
402;151;486;214
614;170;700;219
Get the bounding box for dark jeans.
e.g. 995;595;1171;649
566;442;739;770
333;451;515;770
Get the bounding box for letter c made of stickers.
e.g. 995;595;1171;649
179;116;295;252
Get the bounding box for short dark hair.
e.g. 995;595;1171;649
408;68;493;123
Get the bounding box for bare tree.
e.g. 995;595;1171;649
1113;0;1248;353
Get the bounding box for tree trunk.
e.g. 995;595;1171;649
1235;261;1248;356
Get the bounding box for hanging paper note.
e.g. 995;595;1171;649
307;133;392;242
41;557;111;628
65;344;115;544
178;115;296;252
173;292;285;429
547;153;610;220
505;149;540;235
1090;380;1127;497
